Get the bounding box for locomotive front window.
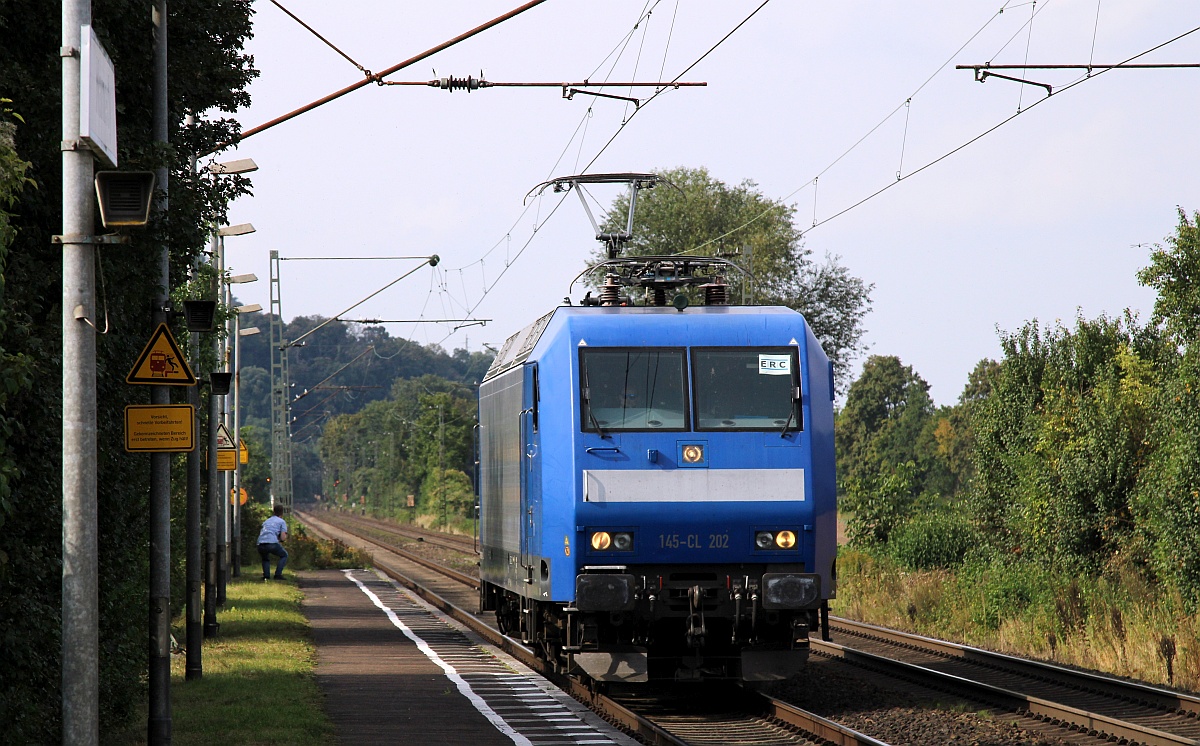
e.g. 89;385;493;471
692;347;802;431
580;348;688;432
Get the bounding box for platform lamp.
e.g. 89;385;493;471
200;157;257;640
213;226;255;598
232;301;262;578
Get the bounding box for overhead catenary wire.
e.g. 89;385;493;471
422;4;770;351
799;23;1200;240
228;0;552;149
267;0;373;78
292;345;376;405
289;257;438;347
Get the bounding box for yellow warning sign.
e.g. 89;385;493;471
217;449;237;471
239;440;249;464
126;323;196;385
125;405;195;452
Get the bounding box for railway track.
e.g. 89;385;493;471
305;510;1200;745
298;510;886;746
820;618;1200;746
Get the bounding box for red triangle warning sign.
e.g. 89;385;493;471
127;323;196;385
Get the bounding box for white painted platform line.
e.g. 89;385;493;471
344;570;640;746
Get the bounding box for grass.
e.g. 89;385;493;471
832;547;1200;693
108;574;335;745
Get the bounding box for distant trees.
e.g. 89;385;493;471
838;209;1200;609
598;166;872;389
319;375;478;528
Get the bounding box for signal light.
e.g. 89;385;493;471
591;532;612;550
775;530;797;549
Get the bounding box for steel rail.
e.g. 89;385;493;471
327;512;477;554
813;638;1199;746
830;616;1200;718
299;511;884;746
299;510;478;589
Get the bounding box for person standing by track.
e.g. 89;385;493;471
257;505;289;580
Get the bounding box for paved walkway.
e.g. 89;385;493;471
299;569;638;745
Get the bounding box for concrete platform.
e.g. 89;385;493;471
300;569;639;745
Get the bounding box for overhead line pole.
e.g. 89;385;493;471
61;0;98;741
147;0;172;741
228;0;551;148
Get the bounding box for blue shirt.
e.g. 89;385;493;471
257;515;288;545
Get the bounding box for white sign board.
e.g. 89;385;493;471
80;25;117;168
758;354;792;375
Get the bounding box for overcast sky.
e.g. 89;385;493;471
216;1;1200;404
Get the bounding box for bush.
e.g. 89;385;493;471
889;512;976;570
241;504;372;572
284;525;372;570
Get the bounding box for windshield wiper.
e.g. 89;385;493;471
581;359;609;439
780;386;800;438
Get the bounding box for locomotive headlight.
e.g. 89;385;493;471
775;530;797;549
612;532;634;551
755;531;776;549
681;444;705;464
591;532;612;550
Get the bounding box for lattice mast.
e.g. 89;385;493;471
269;250;294;512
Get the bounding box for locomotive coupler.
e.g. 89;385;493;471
686;585;707;648
731;581;744;643
791;618;810;649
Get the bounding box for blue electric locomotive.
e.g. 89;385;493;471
477;174;837;684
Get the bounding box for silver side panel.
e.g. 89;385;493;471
480;368;523;554
583;469;805;503
482;309;555;382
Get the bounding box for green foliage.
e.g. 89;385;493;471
836;354;944;505
840;461;920;546
320;375;479;524
888;512;976;570
969;314;1159;573
0;3;256;738
1138;209;1200;346
284;525;372;571
598;166;872;389
948;555;1059;632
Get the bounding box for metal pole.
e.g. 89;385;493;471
185;330;203;675
439;403;445;529
232;314;243;577
62;0;98;741
216;236;227;605
183;115;202;679
203;232;219;637
147;1;172;741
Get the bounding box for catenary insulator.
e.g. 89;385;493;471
599;274;622;306
433;75;489;92
701;277;730;305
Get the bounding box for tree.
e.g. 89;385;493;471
969;314;1158;571
836;355;936;489
927;358;1000;496
598;166;872;389
1138;209;1200;346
